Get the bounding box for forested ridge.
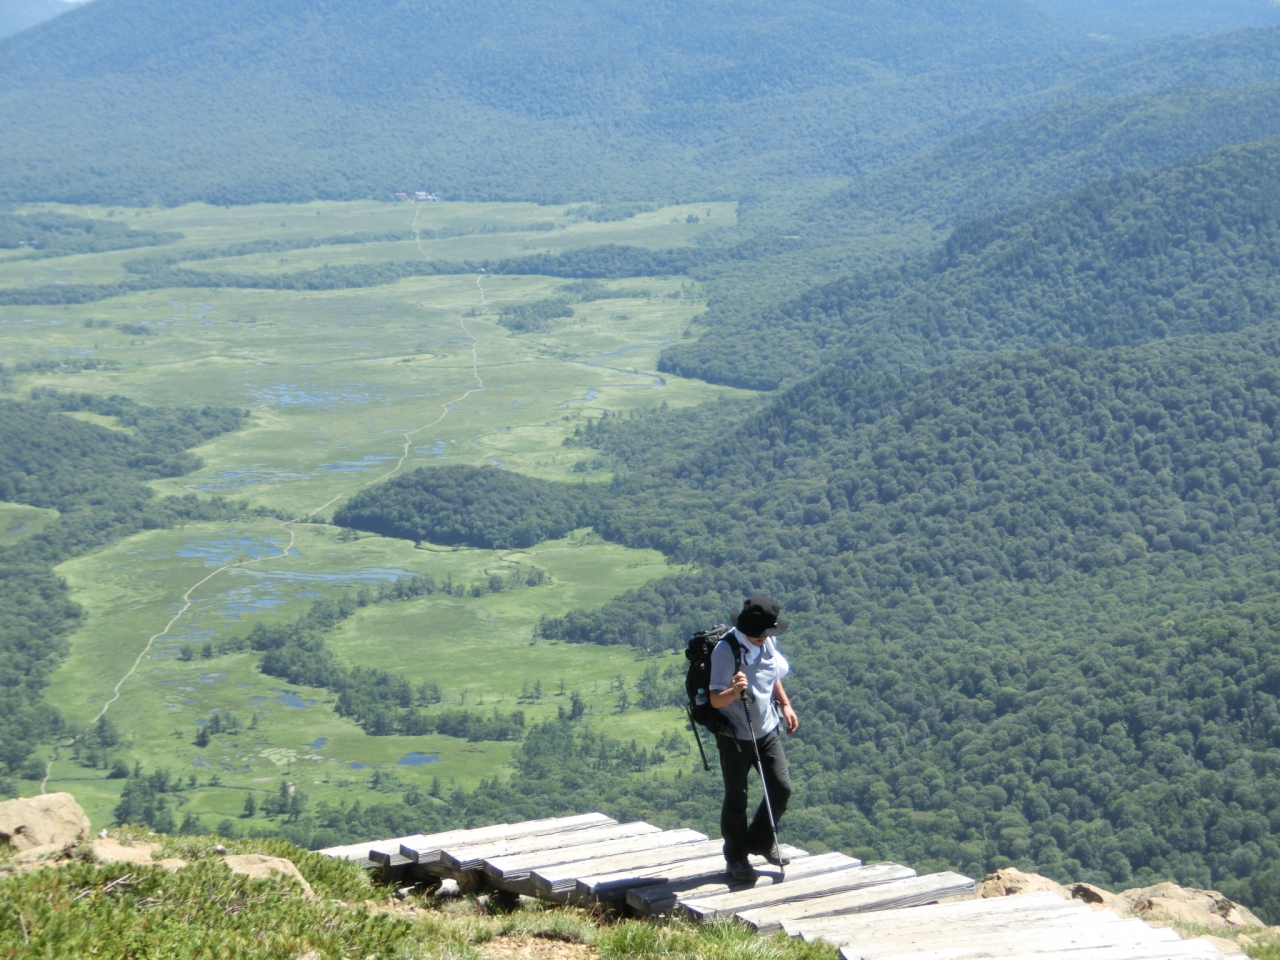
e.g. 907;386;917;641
803;81;1280;247
0;0;1066;205
0;393;250;791
7;0;1280;208
665;140;1280;390
642;61;1280;341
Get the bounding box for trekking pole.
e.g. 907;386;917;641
741;691;784;881
687;707;711;772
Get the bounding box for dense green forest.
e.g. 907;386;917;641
339;331;1280;920
666;140;1280;389
680;73;1280;340
0;392;250;791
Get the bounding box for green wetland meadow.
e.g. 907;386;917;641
0;199;747;830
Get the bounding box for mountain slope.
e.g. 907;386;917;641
805;81;1280;246
667;139;1280;389
697;78;1280;327
4;2;1280;206
0;0;1081;205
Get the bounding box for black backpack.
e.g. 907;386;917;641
685;625;742;766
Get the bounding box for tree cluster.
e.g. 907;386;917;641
335;465;594;550
0;211;179;258
496;297;574;334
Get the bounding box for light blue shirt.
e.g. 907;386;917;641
710;629;790;740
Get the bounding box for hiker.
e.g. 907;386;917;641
709;595;797;880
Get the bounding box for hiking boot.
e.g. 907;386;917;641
726;859;756;882
752;842;790;867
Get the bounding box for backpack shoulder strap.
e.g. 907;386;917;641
723;629;743;672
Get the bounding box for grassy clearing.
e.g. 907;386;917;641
3;199;748;832
0;200;736;287
33;520;685;830
0;829;841;960
0;501;59;545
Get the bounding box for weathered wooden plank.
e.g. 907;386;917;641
370;841;425;866
681;862;917;923
398;813;616;864
785;892;1079;940
846;909;1152;948
792;901;1090;943
568;849;814;911
571;844;816;904
846;917;1182;960
626;851;853;916
532;840;727;899
376;853;417;883
485;828;708;883
536;838;807;901
842;943;1241;960
439;821;662;872
320;835;419;863
739;872;976;934
798;907;1098;947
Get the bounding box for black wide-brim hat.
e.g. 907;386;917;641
731;595;789;637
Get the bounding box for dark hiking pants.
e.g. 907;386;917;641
717;728;791;864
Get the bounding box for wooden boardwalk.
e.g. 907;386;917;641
320;814;1244;960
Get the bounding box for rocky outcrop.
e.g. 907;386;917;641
1071;882;1132;915
90;837;187;872
223;854;315;898
980;868;1264;932
1119;883;1263;928
978;868;1070;899
0;793;90;853
93;837;160;865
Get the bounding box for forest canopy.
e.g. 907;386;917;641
663;140;1280;389
340;330;1280;916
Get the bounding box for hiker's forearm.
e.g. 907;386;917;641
710;687;740;708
